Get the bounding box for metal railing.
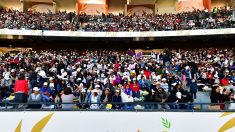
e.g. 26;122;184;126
0;102;234;112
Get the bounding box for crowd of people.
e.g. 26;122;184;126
0;48;234;110
0;7;235;31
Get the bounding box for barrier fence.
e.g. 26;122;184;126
0;102;234;112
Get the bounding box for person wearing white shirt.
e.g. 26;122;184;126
61;88;75;109
160;78;169;92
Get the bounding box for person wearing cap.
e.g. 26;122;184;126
40;82;52;102
95;84;103;96
137;71;146;81
28;87;42;109
130;78;140;98
88;89;101;109
14;73;28;103
160;78;169;92
78;89;89;109
153;82;170;109
112;90;122;109
96;79;104;90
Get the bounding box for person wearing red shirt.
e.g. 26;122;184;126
14;73;28;103
221;76;229;86
130;78;140;98
144;67;151;79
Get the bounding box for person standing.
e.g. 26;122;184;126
14;73;28;103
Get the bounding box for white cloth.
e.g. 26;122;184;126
121;92;134;103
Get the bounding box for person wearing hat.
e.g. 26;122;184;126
40;82;52;102
160;78;169;92
78;89;89;109
96;79;104;90
95;84;103;96
112;90;122;109
28;87;42;109
88;89;101;109
153;82;170;109
14;73;28;103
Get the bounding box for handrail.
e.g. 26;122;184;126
0;102;234;112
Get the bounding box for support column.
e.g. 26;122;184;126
75;1;78;15
53;0;56;13
231;0;235;8
20;0;24;12
155;3;158;15
125;4;128;15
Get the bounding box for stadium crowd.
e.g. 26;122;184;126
0;48;234;110
0;7;235;31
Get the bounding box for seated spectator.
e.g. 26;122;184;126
89;89;101;109
101;88;112;103
210;85;222;104
28;87;42;109
160;78;169;92
40;82;52;102
112;90;122;109
61;88;75;109
130;78;140;98
153;84;170;109
78;89;88;109
55;89;64;109
168;83;192;109
123;84;132;97
227;92;235;110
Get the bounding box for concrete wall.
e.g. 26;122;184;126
108;0;126;14
0;0;21;10
56;0;76;12
211;0;229;8
129;0;156;5
156;0;177;14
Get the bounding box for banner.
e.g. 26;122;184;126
78;0;108;15
127;5;155;16
1;111;235;132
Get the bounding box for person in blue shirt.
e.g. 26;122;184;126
189;79;198;99
40;82;52;102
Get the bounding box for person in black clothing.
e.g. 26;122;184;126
154;85;170;109
112;90;122;109
168;83;192;109
210;85;222;103
101;88;112;109
101;88;112;103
